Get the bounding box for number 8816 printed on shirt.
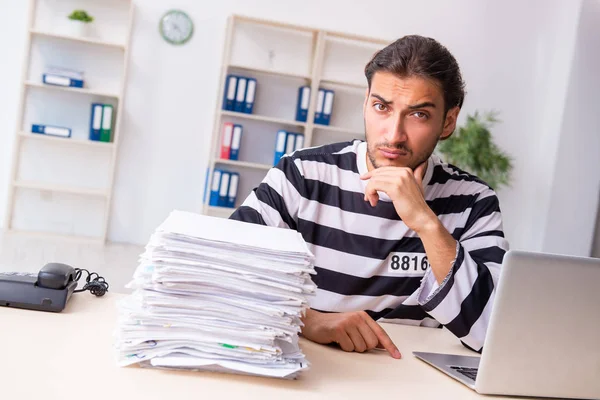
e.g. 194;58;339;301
388;253;430;276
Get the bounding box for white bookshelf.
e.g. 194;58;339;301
4;0;134;242
18;131;115;149
220;110;307;127
215;159;272;171
227;64;311;80
13;181;109;198
24;80;120;99
314;124;363;135
29;28;127;49
203;15;387;217
320;79;368;90
206;206;237;219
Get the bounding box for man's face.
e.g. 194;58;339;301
363;71;459;171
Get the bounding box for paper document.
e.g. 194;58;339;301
115;210;315;379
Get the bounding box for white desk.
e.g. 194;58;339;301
0;293;533;400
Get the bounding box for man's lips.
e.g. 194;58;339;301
379;148;409;158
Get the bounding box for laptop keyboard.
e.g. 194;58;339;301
450;366;478;381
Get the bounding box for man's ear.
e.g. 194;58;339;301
439;107;460;141
363;88;369;116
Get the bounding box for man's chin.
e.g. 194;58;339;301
374;157;411;169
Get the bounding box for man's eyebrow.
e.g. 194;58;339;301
407;101;436;109
370;95;437;110
370;93;393;105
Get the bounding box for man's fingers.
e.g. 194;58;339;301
356;321;379;350
363;165;425;184
370;168;421;186
414;162;428;188
367;193;378;207
336;330;355;352
347;326;368;353
361;166;414;179
365;179;400;207
364;185;379;207
360;313;402;359
364;178;392;204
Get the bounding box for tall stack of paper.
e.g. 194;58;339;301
115;210;316;379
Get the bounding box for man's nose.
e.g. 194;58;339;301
385;114;408;144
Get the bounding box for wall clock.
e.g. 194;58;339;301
159;10;194;45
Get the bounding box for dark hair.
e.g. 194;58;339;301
365;35;466;113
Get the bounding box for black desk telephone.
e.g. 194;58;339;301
0;263;109;312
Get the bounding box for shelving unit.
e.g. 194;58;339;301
4;0;134;242
220;110;306;127
13;181;108;198
29;29;127;49
203;15;387;218
24;80;120;99
207;206;242;219
18;131;115;149
313;124;363;135
228;64;311;80
320;79;368;90
215;159;272;171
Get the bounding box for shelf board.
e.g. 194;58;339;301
215;158;272;170
324;33;388;48
205;206;236;219
228;64;311;80
233;14;317;35
13;181;109;198
24;81;120;99
313;124;363;136
319;79;367;91
19;132;114;149
221;110;306;127
30;29;126;50
5;228;104;244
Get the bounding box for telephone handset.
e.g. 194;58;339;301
0;263;108;312
38;262;77;289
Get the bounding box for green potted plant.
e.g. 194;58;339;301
66;10;94;37
436;111;513;190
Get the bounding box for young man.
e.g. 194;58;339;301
230;35;509;359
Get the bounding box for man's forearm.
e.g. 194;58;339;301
415;215;458;284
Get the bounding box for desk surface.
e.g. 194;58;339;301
0;293;530;400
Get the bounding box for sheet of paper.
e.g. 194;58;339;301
156;210;313;256
149;354;307;379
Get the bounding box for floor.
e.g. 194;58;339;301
0;232;144;294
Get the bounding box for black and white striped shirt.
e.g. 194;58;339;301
230;140;509;351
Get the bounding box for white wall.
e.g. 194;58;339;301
461;0;582;253
542;0;600;256
0;0;594;251
0;0;28;230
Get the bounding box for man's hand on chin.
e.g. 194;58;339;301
300;308;402;359
360;162;458;284
360;162;435;232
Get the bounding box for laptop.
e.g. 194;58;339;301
414;249;600;400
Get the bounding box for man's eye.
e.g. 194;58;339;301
413;112;428;119
374;103;387;111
